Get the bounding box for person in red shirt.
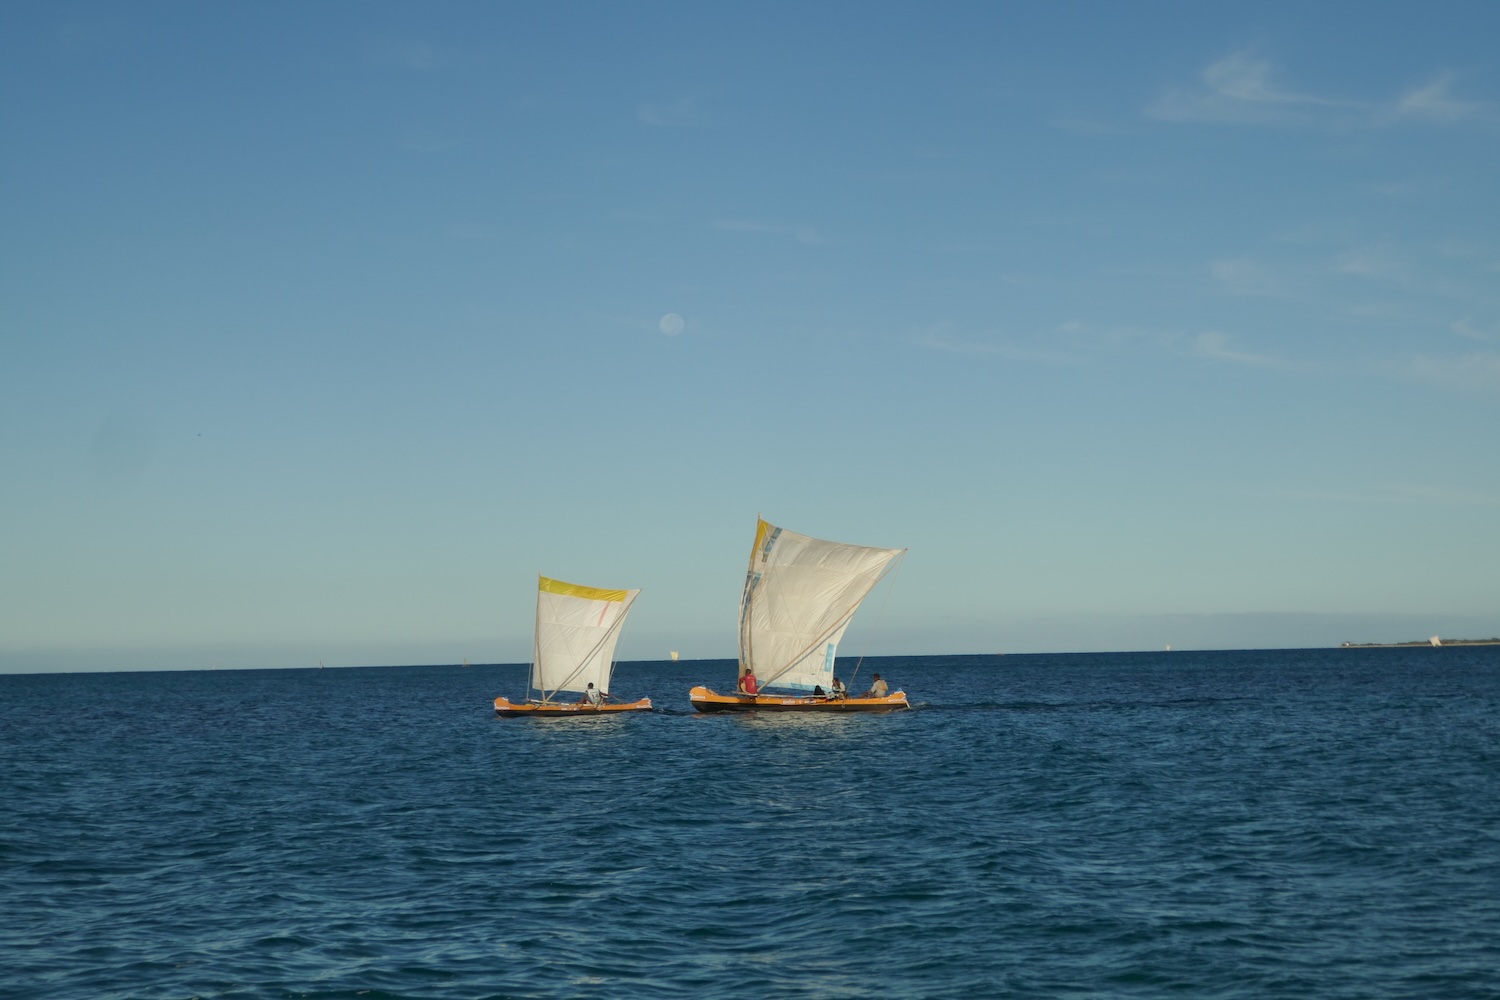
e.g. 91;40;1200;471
737;667;759;695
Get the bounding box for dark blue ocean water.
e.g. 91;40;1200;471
3;647;1498;999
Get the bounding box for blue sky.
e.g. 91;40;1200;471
3;2;1497;672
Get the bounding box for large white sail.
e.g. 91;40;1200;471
532;575;639;699
739;518;905;692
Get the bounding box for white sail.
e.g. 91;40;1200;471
739;517;905;692
531;575;639;699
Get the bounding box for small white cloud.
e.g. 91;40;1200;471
1190;330;1279;367
1211;257;1283;297
1146;49;1359;125
1395;73;1482;122
1452;320;1497;342
1148;49;1488;129
1334;245;1406;282
714;219;778;234
1202;50;1315;105
1367;178;1428;198
1402;351;1500;391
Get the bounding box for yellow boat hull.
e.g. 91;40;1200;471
493;696;652;717
688;686;909;713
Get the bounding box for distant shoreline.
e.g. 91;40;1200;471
1340;639;1500;648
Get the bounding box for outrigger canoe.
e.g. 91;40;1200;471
494;695;652;717
689;686;908;713
492;575;651;719
689;516;911;715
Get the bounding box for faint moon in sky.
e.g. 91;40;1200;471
659;313;685;336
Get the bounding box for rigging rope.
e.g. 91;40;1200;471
847;549;906;692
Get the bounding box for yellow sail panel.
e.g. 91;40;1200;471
751;517;773;564
538;575;631;603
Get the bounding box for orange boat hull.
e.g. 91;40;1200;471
688;685;909;713
493;696;652;717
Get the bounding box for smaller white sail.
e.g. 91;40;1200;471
532;575;639;700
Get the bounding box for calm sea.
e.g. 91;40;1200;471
3;647;1498;999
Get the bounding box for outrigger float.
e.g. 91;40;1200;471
493;575;652;718
689;516;910;714
493;694;652;717
688;686;908;713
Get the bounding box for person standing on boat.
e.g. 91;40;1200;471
863;673;887;699
737;668;759;695
830;676;847;699
582;682;604;706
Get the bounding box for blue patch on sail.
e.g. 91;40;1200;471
824;643;836;672
740;572;762;610
761;527;781;560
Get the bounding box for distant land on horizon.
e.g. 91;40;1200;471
1340;638;1500;648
